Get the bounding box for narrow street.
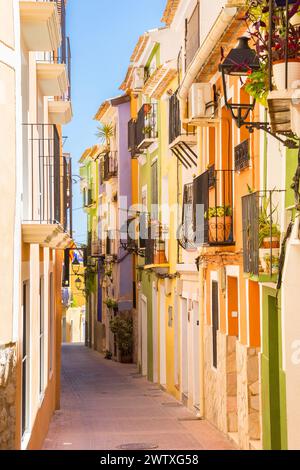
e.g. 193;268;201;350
43;345;235;451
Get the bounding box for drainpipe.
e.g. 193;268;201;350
177;7;238;121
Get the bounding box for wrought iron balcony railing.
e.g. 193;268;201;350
242;190;284;279
128;119;138;158
103;151;118;181
136;103;158;150
63;153;72;235
145;222;168;266
22;124;61;225
193;169;234;246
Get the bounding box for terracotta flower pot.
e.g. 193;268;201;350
154;250;167;265
262;237;280;249
273;59;300;90
208;216;232;243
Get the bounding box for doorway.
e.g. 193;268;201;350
152;284;158;383
181;298;189;400
159;286;166;387
141;296;148;377
192;301;200;409
226;276;239;433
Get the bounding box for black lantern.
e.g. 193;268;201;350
219;37;260;128
72;256;80;275
75;277;82;291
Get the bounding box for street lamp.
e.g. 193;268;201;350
72;256;80;275
219;37;260;128
219;35;299;148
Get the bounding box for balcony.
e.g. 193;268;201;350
37;56;69;97
48;35;72;122
103;151;118;181
242;190;284;282
144;222;169;274
128;119;138;158
22;124;72;249
169;91;197;168
20;0;62;52
193;169;234;246
136;103;158;151
91;239;105;257
63;153;72;236
83;187;96;209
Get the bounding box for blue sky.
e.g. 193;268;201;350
64;0;166;245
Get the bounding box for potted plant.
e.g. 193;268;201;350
265;253;280;275
142;125;153;138
206;206;232;243
143;103;152;114
104;297;118;311
258;196;281;273
109;316;133;363
154;239;167;264
245;0;300;93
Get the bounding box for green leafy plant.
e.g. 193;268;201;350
110;316;133;357
245;64;269;107
96;123;114;150
104;298;118;310
142;125;152;136
244;0;300;100
104;350;112;360
258;195;281;247
205;206;232;219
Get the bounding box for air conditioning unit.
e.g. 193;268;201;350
132;67;145;90
188;83;213;120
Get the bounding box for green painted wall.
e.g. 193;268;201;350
285;148;298;209
261;286;287;450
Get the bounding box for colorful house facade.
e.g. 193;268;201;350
0;0;73;450
80;0;300;451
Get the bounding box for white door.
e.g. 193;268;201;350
192;301;200;408
159;286;166;386
152;284;158;383
141;296;148;376
181;298;189;397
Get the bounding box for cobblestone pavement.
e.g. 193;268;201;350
43;344;236;450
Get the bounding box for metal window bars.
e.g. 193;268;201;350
193;169;234;246
242;190;285;278
136;103;158;149
23;124;61;225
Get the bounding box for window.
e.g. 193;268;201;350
151;160;158;221
22;282;30;437
39;277;45;395
212;280;219;368
185;2;200;69
49;273;54;373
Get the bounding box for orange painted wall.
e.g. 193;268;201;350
249;280;260;348
227;276;239;337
